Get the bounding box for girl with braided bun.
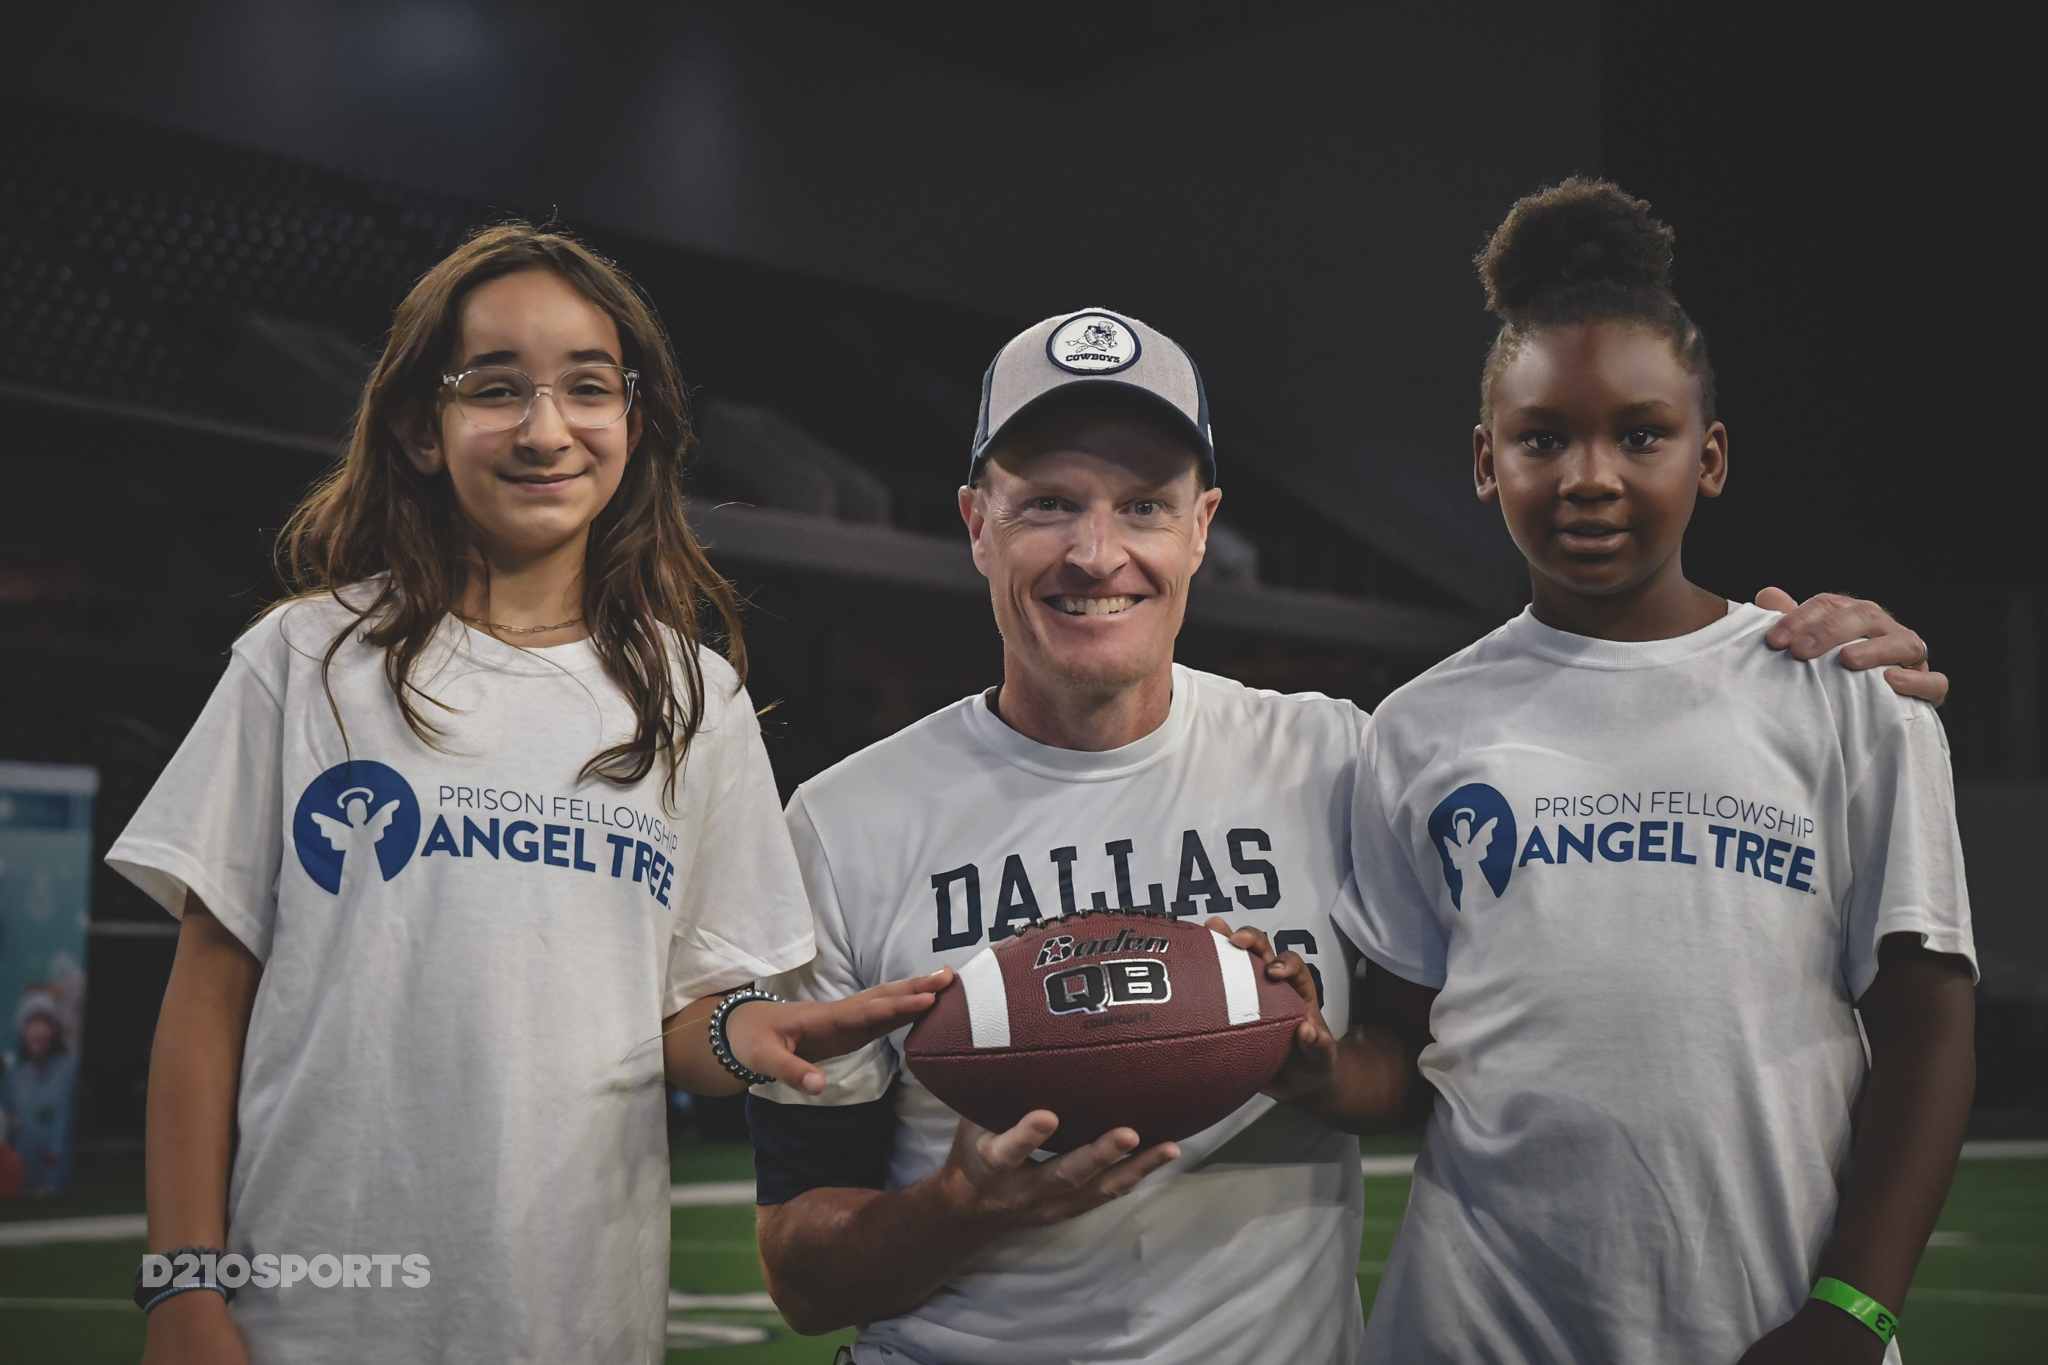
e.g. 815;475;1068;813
1274;179;1977;1363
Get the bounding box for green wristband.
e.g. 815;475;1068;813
1811;1277;1899;1345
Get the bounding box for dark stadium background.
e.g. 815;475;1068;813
0;0;2037;1255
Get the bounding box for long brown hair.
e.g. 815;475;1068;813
278;222;745;805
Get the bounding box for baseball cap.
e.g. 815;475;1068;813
969;307;1214;485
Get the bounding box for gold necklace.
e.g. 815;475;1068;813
456;612;584;635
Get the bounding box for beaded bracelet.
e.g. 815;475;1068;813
133;1246;237;1313
708;988;783;1086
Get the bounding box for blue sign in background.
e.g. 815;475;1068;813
0;760;97;1196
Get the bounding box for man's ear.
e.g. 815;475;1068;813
1698;420;1729;499
1188;484;1222;570
958;484;992;580
1473;425;1499;503
394;405;445;476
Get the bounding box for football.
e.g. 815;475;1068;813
903;909;1309;1152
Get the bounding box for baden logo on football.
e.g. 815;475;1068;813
292;761;423;895
1427;783;1516;910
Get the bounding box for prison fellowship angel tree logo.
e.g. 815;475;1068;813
1428;783;1517;910
292;761;422;895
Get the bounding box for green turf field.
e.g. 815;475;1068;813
3;1140;2042;1362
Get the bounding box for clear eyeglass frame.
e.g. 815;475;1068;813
439;363;641;432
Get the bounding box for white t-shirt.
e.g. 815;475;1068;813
1345;603;1974;1365
757;665;1370;1365
108;594;815;1365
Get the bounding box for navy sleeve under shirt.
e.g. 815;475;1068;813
747;1085;899;1206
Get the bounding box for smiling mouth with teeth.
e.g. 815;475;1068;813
1048;595;1141;616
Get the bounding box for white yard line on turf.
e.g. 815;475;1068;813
667;1321;773;1345
1908;1288;2048;1308
669;1180;755;1207
5;1287;2034;1317
1;1142;2038;1247
0;1213;147;1247
1350;1139;2047;1182
1958;1138;2048;1160
670;1291;777;1311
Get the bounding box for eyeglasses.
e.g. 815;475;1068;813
440;364;640;432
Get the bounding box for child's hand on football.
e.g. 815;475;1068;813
1206;918;1338;1104
728;967;954;1094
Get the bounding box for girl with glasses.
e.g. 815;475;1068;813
111;223;947;1364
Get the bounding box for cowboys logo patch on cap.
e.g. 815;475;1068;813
971;306;1214;484
1047;312;1141;374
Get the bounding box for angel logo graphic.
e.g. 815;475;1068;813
1427;783;1516;910
291;761;422;895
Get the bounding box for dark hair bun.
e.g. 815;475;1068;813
1478;177;1675;319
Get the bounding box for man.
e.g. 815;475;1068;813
746;308;1943;1364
